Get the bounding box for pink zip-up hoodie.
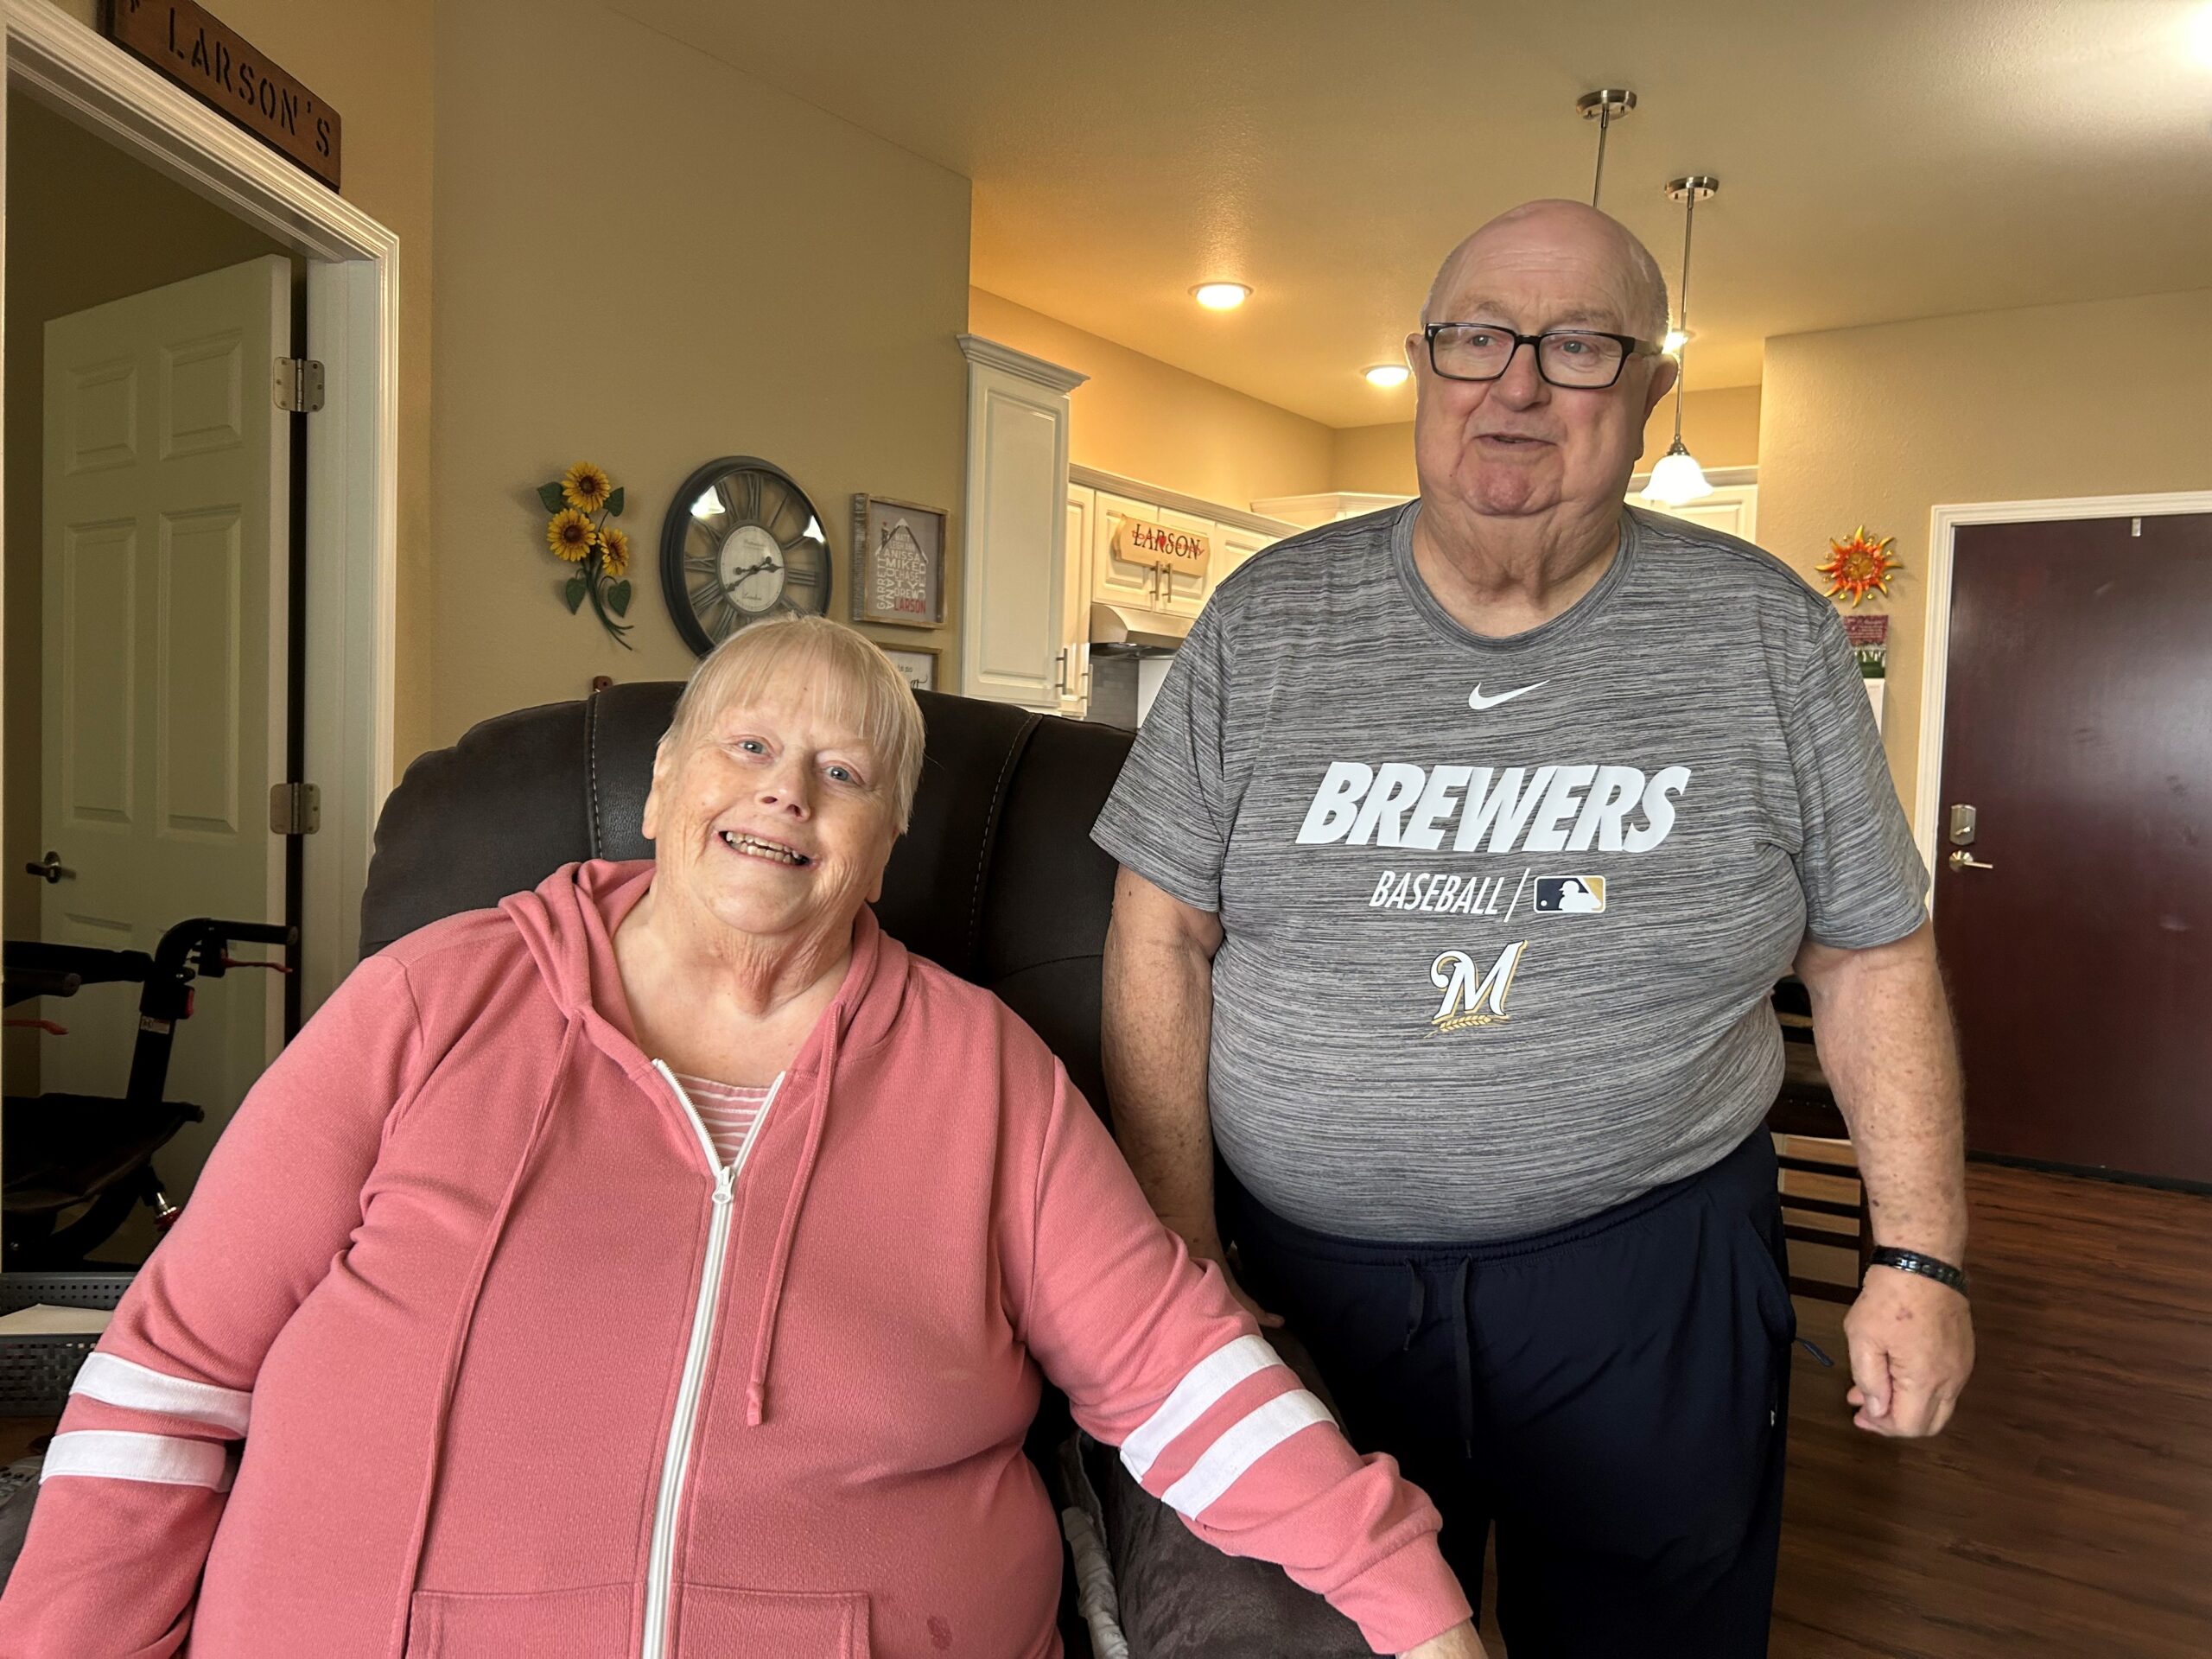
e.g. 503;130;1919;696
0;861;1467;1657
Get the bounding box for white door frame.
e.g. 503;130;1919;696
1914;489;2212;880
3;2;398;1021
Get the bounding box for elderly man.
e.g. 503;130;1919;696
1093;200;1974;1655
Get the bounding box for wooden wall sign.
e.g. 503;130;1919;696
102;0;341;189
1113;519;1211;575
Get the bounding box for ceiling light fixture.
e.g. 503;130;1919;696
1645;175;1719;508
2191;3;2212;65
1662;327;1694;353
1363;363;1410;388
1576;88;1637;209
1192;283;1251;311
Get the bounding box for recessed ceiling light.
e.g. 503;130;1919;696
1192;283;1251;311
1662;327;1695;353
1363;363;1410;388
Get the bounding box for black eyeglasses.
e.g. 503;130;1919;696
1423;324;1661;390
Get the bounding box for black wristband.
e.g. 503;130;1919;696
1867;1247;1969;1298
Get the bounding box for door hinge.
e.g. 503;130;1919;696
273;357;326;413
270;782;321;836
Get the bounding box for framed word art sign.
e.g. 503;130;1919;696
851;495;948;628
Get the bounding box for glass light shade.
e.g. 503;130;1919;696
1192;283;1251;310
1363;363;1410;388
1643;441;1713;506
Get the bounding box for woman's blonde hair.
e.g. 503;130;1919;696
664;616;927;832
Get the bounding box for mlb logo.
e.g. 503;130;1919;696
1533;876;1606;915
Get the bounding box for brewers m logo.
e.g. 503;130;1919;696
1430;942;1529;1033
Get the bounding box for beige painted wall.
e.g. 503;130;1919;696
428;0;970;748
1759;288;2212;820
33;0;442;763
1330;384;1765;498
3;96;294;1093
969;289;1333;512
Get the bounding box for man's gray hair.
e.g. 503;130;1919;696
1421;203;1671;343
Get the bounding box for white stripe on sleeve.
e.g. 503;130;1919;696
41;1429;235;1491
1158;1389;1333;1520
72;1352;251;1436
1120;1334;1281;1482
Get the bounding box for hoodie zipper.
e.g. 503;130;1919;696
642;1061;782;1659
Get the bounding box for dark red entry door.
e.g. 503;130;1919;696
1935;513;2212;1184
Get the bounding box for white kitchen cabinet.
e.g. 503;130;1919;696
1631;481;1758;543
1059;485;1096;716
1091;491;1166;609
1208;523;1276;591
1249;491;1410;528
1156;507;1214;616
957;335;1087;711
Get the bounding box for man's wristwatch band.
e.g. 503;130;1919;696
1866;1247;1969;1297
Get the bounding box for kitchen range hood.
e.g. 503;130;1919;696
1089;601;1191;650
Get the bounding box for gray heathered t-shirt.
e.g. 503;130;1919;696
1091;502;1929;1243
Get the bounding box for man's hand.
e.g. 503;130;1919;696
1795;923;1974;1438
1402;1620;1488;1658
1844;1264;1974;1437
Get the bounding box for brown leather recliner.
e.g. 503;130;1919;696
361;682;1368;1658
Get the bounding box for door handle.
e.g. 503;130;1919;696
22;851;74;885
1054;648;1069;696
1946;849;1995;873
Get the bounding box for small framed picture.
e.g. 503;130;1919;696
852;494;948;628
880;645;938;695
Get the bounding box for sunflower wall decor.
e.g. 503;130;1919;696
537;461;634;648
1816;527;1903;608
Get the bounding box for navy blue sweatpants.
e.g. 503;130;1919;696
1225;1130;1796;1658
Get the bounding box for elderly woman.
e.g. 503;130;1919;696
0;618;1483;1659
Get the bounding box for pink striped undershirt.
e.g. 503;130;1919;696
671;1072;775;1167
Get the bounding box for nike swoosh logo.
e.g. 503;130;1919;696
1467;681;1548;711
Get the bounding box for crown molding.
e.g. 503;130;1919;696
957;334;1088;394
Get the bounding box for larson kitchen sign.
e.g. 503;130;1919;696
1112;519;1211;575
102;0;341;189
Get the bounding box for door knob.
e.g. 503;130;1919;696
1947;849;1995;873
22;852;74;885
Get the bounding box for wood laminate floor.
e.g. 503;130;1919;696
1767;1160;2212;1657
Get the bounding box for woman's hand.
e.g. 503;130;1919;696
1402;1619;1488;1658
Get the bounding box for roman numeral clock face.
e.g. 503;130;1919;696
658;457;832;656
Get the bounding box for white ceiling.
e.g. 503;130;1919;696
615;0;2212;427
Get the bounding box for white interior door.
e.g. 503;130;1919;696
39;255;290;1188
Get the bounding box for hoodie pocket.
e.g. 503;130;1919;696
675;1585;871;1656
405;1582;633;1656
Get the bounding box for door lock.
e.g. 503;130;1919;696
1947;804;1979;847
1947;849;1995;873
22;851;74;885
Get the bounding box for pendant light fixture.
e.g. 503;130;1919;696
1575;89;1637;208
1645;174;1719;508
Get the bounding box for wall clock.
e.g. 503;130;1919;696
659;456;832;656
